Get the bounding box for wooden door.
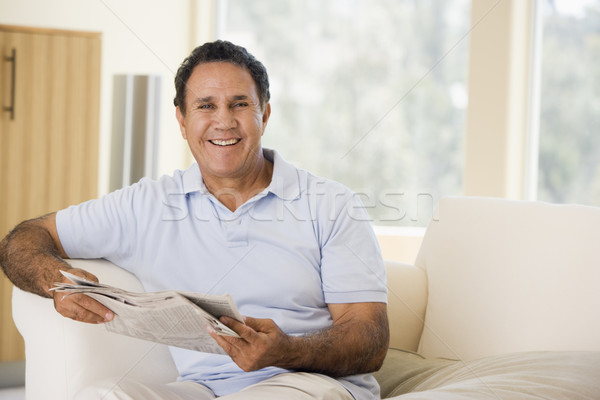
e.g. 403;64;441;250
0;26;101;362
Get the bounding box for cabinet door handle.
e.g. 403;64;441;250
3;48;16;120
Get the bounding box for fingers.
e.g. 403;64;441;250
207;316;252;350
52;267;112;323
53;291;113;324
209;316;291;372
207;325;238;355
223;316;259;339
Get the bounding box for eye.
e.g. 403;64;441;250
232;102;249;109
198;103;215;111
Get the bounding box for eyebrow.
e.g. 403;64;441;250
191;96;213;106
192;94;250;105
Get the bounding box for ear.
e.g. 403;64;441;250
261;103;271;134
175;106;187;140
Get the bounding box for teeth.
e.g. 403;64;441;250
210;139;240;146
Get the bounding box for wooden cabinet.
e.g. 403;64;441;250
0;25;101;361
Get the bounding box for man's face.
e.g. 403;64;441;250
176;62;271;184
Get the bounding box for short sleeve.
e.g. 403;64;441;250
318;187;388;304
56;185;139;265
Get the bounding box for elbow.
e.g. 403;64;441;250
368;316;390;373
368;346;388;373
365;335;389;373
356;319;389;374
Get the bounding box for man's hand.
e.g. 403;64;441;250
52;268;114;324
209;302;389;377
208;316;292;372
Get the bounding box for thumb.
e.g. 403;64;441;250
63;268;100;284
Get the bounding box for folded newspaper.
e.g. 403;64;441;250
52;270;244;355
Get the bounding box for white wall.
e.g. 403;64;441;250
0;0;196;194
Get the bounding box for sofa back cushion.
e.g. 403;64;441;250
385;261;427;352
416;197;600;360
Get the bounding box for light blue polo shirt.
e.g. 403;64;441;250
56;148;387;399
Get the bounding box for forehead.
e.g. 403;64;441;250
186;62;258;101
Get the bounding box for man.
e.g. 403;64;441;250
0;40;389;399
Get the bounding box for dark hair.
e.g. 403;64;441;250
173;40;270;115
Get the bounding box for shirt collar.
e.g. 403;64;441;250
264;148;300;201
180;148;300;201
181;163;204;195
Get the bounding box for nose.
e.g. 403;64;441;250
213;107;237;131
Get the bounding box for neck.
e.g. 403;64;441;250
202;154;273;212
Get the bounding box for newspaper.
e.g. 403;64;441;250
51;270;244;354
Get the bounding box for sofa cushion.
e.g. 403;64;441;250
375;349;600;399
373;349;453;397
415;197;600;360
384;262;427;352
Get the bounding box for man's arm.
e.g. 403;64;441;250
0;213;113;323
209;302;389;376
0;213;70;297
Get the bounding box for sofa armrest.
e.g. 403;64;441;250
12;259;178;400
384;261;427;352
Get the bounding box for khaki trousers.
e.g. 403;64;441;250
74;372;353;400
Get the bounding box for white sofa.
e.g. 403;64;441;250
12;197;600;399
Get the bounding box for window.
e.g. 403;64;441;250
533;0;600;206
217;0;471;226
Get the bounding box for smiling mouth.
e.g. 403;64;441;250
209;138;241;146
